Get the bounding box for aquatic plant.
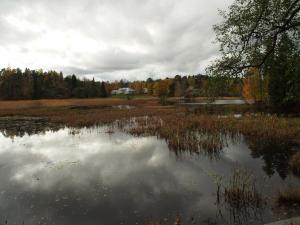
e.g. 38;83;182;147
277;187;300;207
223;168;265;209
0;98;299;153
113;112;300;162
208;172;223;203
291;152;300;176
207;168;267;225
119;115;229;157
147;216;181;225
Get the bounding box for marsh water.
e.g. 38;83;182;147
0;119;299;225
180;99;247;105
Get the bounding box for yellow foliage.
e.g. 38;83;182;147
146;82;154;95
129;81;145;94
242;67;268;102
153;79;170;97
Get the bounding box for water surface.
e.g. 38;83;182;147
180;99;247;105
0;123;299;225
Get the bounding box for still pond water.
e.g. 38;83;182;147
0;120;299;225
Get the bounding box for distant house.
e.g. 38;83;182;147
111;90;118;95
143;88;148;94
111;88;135;95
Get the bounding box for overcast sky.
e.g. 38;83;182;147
0;0;233;81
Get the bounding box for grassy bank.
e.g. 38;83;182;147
0;98;300;144
0;98;168;126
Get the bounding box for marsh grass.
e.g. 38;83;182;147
291;152;300;176
223;168;265;209
147;216;181;225
113;112;300;160
0;99;299;153
0;116;62;137
208;168;267;225
118;116;229;157
277;187;300;207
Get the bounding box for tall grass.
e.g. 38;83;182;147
207;168;266;225
0;99;299;153
118;116;229;157
291;152;300;176
114;113;300;158
277;187;300;207
223;168;264;209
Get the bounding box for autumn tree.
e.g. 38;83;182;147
129;81;145;94
242;67;268;102
172;75;184;97
153;79;170;104
146;78;154;95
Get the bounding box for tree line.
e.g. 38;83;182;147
0;68;108;100
0;68;243;100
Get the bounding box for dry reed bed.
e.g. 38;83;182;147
119;116;229;155
223;168;265;209
277;187;300;207
291;152;300;175
0;98;299;151
116;114;300;156
0;98;158;110
0;98;172;126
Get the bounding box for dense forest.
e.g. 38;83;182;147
0;68;107;99
0;68;242;100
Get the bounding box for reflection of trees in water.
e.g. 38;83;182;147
0;117;62;138
245;136;296;179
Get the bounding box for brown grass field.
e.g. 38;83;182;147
0;97;158;110
0;98;299;142
0;98;176;126
0;98;299;145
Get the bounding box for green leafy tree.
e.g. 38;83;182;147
100;82;107;97
265;34;300;110
208;0;300;76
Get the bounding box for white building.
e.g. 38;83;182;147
143;88;148;94
111;88;135;95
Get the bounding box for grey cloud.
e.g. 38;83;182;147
0;17;39;45
0;0;234;80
